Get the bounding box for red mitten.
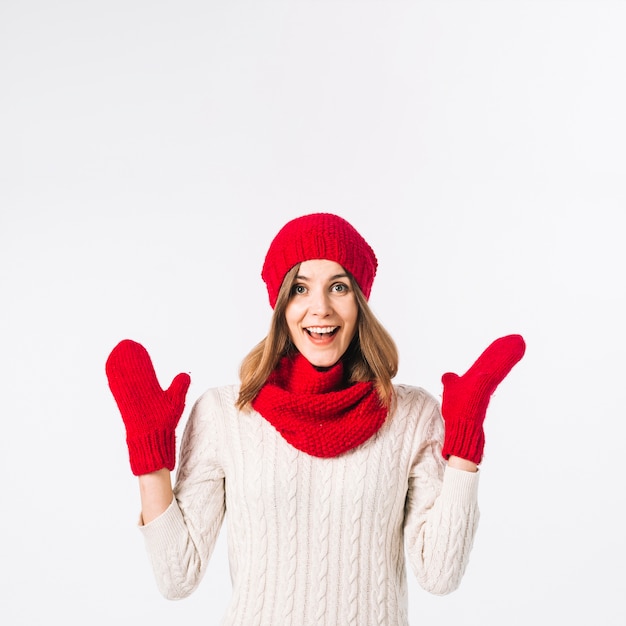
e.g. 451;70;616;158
441;334;526;464
105;339;191;475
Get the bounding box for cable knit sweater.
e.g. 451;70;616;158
139;383;480;626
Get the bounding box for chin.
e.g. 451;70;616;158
305;355;340;369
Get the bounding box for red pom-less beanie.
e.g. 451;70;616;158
262;213;378;308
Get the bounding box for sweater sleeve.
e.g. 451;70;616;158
404;395;480;595
138;389;226;600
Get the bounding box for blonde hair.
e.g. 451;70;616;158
236;264;398;411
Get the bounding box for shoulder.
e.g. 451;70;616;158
388;384;443;441
188;384;241;421
179;385;242;457
393;383;441;417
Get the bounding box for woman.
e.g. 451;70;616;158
106;212;525;625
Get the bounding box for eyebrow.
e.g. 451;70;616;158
295;272;350;281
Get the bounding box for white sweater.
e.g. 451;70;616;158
140;383;480;626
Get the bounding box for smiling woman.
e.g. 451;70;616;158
285;259;359;367
285;259;359;368
105;212;525;626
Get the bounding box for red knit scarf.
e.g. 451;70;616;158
251;353;387;458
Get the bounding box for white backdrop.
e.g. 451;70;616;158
1;1;624;624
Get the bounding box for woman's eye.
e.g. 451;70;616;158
332;283;349;293
292;284;307;295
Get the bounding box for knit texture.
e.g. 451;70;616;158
140;384;480;625
441;334;526;464
262;213;378;308
105;339;191;475
251;353;387;457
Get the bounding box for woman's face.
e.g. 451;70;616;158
284;259;359;368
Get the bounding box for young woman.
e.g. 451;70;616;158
106;212;525;626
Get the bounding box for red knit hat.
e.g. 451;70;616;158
262;213;378;308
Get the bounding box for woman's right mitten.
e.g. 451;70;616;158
105;339;191;475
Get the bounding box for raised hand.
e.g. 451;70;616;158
106;339;191;475
441;334;526;464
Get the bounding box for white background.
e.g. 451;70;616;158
1;1;624;624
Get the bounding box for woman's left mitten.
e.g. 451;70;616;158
441;334;526;464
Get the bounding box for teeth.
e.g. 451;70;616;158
307;326;337;334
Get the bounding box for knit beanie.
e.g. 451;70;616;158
262;213;378;308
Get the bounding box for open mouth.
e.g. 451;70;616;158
305;326;339;339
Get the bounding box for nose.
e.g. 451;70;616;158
309;289;332;316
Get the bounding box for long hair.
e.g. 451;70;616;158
236;264;399;411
